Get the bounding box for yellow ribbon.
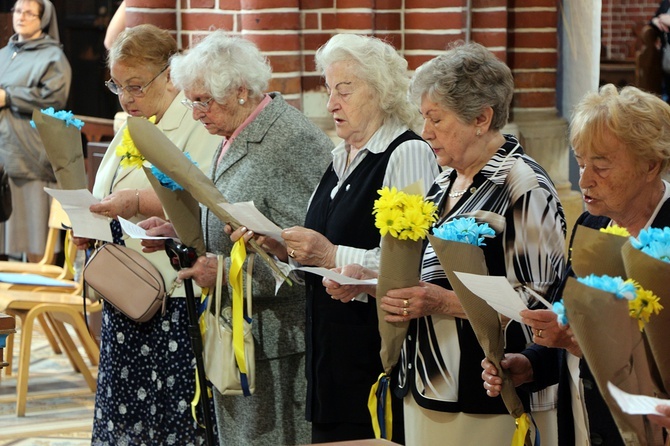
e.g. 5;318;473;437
511;413;531;446
367;373;393;440
230;239;248;374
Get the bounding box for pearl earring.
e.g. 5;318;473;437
238;98;245;105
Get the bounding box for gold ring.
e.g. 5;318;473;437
537;329;543;338
403;299;409;308
289;249;295;258
402;308;408;317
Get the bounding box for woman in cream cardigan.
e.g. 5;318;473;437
75;25;221;445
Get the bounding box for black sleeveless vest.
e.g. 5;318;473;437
302;130;421;423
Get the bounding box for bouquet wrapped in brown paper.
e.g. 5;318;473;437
127;116;286;281
563;276;662;445
31;108;87;190
369;184;436;441
622;230;670;398
143;166;205;256
429;216;532;446
570;224;628;278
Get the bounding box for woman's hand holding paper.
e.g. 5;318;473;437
281;226;337;268
90;189;139;220
381;283;466;322
225;224;288;262
177;254;219;288
520;309;582;357
324;264;377;303
72;235;92;250
138;217;177;253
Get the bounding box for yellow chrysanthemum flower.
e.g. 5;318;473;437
373;186;437;240
375;208;405;238
629;283;663;331
115;116;156;169
600;225;630;237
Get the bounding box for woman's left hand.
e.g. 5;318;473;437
381;282;465;322
89;188;138;220
177;253;220;289
520;309;582;357
324;264;378;303
648;404;670;429
282;226;337;268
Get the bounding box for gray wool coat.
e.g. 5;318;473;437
205;92;333;445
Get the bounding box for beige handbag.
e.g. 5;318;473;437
203;253;255;395
84;243;166;323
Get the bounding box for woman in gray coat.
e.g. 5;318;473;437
0;0;70;261
143;31;333;445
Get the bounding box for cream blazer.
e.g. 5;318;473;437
92;91;221;297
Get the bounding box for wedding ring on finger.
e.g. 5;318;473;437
403;299;409;308
537;329;543;338
402;308;409;317
289;249;296;258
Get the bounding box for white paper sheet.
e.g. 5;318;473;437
452;272;532;323
218;201;284;244
118;216;172;240
44;188;113;242
295;266;378;286
607;381;667;416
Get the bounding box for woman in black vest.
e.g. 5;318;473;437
326;42;567;445
482;84;670;445
232;34;439;443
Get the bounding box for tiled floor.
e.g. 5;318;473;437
0;325;95;445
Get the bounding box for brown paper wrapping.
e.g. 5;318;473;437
428;235;528;428
127;117;286;280
622;241;670;398
144;167;206;257
375;235;422;373
563;277;662;445
570;225;627;278
31;109;87;190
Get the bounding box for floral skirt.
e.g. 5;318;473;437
92;298;216;446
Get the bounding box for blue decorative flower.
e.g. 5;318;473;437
630;227;670;263
576;274;636;300
150;152;198;191
552;299;568;326
432;217;496;246
30;107;85;130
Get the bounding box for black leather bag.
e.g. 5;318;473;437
0;165;12;223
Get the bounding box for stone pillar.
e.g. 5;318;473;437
514;110;584;246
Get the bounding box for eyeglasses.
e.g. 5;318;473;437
11;8;39;20
105;65;168;98
181;97;214;113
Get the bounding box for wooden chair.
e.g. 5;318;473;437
0;200;77;280
0;290;101;416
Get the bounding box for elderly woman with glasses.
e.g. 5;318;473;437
140;31;333;445
72;24;222;445
0;0;70;262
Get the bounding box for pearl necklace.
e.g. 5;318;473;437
448;189;467;198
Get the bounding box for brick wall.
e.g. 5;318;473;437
125;0;560;114
601;0;658;60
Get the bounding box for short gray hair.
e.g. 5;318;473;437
170;31;272;101
409;41;513;130
315;34;416;127
570;84;670;174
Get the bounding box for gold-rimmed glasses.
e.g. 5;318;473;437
181;97;215;113
11;8;39;20
105;65;169;98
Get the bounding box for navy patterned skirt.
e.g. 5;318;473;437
91;297;216;445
